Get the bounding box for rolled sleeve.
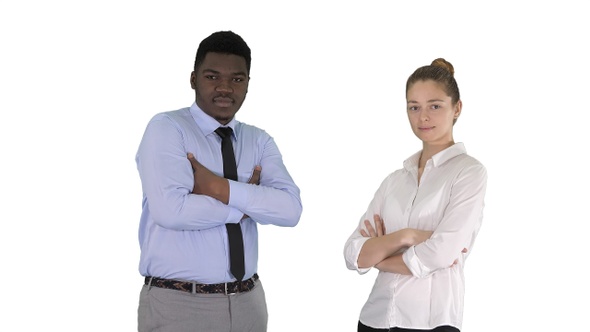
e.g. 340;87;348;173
402;245;433;278
405;164;487;277
344;236;372;274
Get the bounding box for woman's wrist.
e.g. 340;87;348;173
400;228;415;247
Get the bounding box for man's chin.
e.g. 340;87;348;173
214;115;233;125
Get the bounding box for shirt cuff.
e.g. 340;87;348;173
226;180;255;223
402;246;433;278
228;180;249;211
346;237;372;275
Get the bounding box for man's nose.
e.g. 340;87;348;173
216;79;233;93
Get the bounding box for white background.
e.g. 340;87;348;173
1;1;589;331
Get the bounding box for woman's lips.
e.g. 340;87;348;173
419;126;435;131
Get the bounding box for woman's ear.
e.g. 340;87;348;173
454;100;463;119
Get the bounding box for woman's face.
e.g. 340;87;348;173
406;80;461;145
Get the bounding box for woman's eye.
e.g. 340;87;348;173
431;104;441;110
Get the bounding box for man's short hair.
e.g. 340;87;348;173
194;31;251;73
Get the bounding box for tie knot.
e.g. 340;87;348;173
215;127;233;139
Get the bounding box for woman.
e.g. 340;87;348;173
343;58;487;332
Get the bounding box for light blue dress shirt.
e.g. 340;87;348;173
136;103;302;283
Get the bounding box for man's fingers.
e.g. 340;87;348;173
248;165;262;185
187;153;200;171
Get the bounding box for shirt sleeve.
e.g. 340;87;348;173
343;173;393;274
403;164;487;278
343;224;372;274
136;114;241;230
227;135;302;227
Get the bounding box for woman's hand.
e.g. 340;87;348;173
360;214;385;238
407;229;434;246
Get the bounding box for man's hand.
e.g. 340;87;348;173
241;165;262;220
248;165;262;185
187;153;229;204
187;152;262;209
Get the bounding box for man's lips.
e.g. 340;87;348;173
213;96;234;107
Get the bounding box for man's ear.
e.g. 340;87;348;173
190;71;196;89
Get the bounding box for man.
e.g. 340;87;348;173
135;30;302;332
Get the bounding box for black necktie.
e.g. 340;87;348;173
215;127;245;281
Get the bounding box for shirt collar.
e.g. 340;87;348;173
404;142;467;170
189;102;238;137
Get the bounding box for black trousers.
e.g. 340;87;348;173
358;321;459;332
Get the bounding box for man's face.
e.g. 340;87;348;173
191;52;249;125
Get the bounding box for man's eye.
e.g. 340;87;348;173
205;75;217;80
431;105;441;110
408;106;419;111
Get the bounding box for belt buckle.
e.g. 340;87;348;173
224;282;236;295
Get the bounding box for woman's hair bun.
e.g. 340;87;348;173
431;58;454;76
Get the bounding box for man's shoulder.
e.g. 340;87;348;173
146;107;194;128
236;121;271;138
151;107;191;120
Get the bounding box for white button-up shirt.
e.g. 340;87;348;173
344;143;487;330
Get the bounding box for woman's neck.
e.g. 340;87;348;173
419;140;455;168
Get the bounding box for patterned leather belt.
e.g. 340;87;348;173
145;273;259;295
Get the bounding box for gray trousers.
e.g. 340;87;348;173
138;279;268;332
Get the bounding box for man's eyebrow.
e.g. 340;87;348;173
201;68;248;76
201;68;220;74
